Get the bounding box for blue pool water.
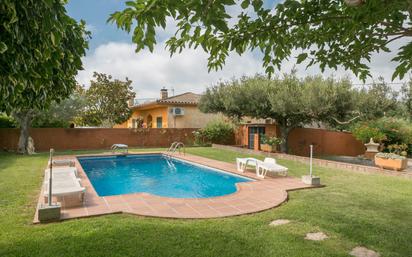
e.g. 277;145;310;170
78;154;252;198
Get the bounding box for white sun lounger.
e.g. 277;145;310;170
236;157;260;172
48;159;75;168
111;144;128;154
45;167;78;177
43;168;85;204
256;157;288;178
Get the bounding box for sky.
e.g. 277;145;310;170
66;0;408;99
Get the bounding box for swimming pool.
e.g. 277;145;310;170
78;154;252;198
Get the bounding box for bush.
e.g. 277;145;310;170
260;135;283;146
373;117;412;145
351;117;412;155
194;119;235;145
387;144;408;156
31;117;71;128
0;114;16;128
375;152;406;160
351;123;386;143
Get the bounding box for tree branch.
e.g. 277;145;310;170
332;115;360;125
386;34;406;45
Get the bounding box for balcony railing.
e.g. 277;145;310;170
132;98;157;106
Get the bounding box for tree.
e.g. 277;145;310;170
355;78;400;121
31;85;87;128
109;0;412;81
401;80;412;121
79;72;135;127
0;0;88;153
199;74;357;152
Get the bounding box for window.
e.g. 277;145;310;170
248;126;265;149
156;117;162;128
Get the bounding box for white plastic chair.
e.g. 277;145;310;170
236;157;259;172
256;157;288;178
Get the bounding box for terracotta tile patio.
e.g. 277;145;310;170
34;152;319;223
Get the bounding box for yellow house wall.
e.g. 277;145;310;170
127;107;168;128
166;106;222;128
118;105;221;128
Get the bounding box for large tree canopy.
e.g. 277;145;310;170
0;0;88;153
199;73;404;152
79;72;136;127
199;74;357;152
110;0;412;81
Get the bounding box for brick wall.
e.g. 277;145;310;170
236;124;365;157
0;128;196;151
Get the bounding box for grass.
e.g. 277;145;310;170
0;147;411;257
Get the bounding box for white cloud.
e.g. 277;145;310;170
286;37;409;88
77;42;263;98
78;21;409;98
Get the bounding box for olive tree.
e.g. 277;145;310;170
355;78;400;121
199;74;357;152
109;0;412;80
0;0;88;153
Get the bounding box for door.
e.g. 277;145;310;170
156;117;162;128
248;127;265;149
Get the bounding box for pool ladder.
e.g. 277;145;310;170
166;142;185;158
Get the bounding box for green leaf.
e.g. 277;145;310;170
296;53;308;64
214;20;228;32
241;0;250;9
104;0;412;80
50;33;56;46
0;42;8;54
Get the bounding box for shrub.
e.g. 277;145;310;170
387;143;408;156
375;152;406;160
261;135;283;146
351;117;412;156
193;130;210;146
0;114;16;128
351;123;386;143
32;117;71;128
373;117;412;145
194;119;235;145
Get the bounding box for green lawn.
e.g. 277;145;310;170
0;147;411;257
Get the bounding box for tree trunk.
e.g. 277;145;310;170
14;110;34;154
278;125;291;153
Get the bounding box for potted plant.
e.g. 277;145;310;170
375;144;408;171
260;135;283;152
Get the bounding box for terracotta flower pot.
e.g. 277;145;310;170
261;144;276;153
374;156;408;171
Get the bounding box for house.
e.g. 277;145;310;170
116;88;221;128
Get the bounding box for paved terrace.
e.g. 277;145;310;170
34;152;319;223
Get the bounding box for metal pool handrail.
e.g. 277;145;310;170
167;142;179;152
166;142;185;158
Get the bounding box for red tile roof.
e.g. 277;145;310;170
134;92;201;108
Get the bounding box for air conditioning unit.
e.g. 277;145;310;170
170;107;184;116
